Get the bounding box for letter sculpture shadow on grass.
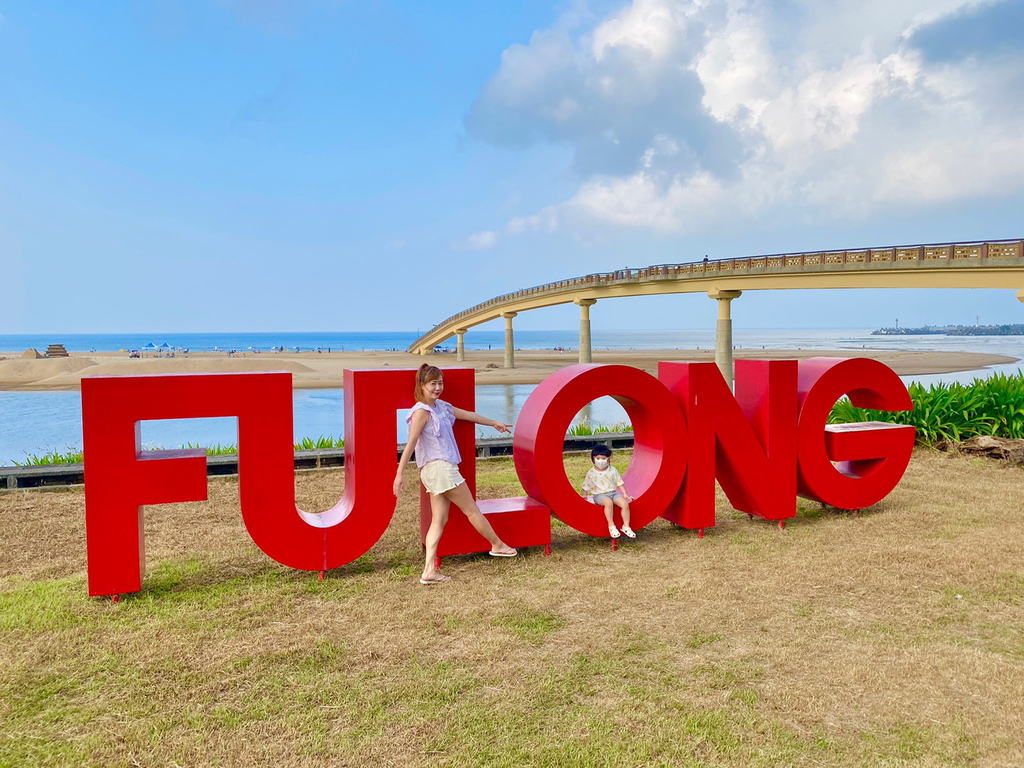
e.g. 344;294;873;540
81;370;417;597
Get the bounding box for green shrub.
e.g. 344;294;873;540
294;435;344;451
566;421;632;436
15;436;346;466
829;370;1024;443
12;448;85;467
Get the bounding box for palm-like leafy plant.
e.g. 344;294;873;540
829;370;1024;443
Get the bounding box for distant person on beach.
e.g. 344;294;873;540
394;364;518;585
582;445;635;539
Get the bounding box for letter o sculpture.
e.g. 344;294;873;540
513;364;688;537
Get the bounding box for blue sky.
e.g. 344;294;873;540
1;0;1023;337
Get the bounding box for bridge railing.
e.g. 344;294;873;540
422;239;1024;343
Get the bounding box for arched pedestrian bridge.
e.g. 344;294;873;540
409;238;1024;385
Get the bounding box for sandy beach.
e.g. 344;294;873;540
0;347;1017;391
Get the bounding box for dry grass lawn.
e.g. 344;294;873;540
1;449;1023;766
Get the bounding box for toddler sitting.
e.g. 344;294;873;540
582;445;635;538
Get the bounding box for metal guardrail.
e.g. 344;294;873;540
0;432;636;489
410;238;1024;352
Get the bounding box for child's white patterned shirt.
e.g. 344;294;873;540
582;466;623;495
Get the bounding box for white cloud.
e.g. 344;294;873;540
757;53;901;153
694;10;777;124
466;230;499;251
466;0;1024;237
553;171;731;232
900;0;999;38
464;0;733;180
878;135;1024;204
591;0;692;62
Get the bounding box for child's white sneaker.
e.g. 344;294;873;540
609;525;621;538
621;525;636;539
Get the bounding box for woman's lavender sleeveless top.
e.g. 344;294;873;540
407;400;462;468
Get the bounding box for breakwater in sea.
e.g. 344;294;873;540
874;324;1024;336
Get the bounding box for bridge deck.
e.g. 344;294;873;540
409;239;1024;354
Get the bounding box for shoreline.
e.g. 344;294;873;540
0;347;1017;391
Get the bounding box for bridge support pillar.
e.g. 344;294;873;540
501;312;517;369
455;328;468;362
576;298;597;364
1017;289;1024;303
708;288;742;389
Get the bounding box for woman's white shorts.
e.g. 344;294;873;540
419;460;466;496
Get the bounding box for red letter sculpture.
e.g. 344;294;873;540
82;370;416;597
79;357;917;597
512;364;688;536
418;369;551;558
796;357;916;509
658;360;798;531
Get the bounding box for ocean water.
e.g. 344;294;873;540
1;329;1022;467
0;327;990;354
2;329;726;354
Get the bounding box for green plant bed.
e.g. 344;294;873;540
830;370;1024;443
566;421;632;436
11;448;86;467
14;435;346;466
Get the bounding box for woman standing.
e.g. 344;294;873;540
394;365;517;584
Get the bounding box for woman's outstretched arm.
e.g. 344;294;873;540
451;406;511;433
394;409;430;496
